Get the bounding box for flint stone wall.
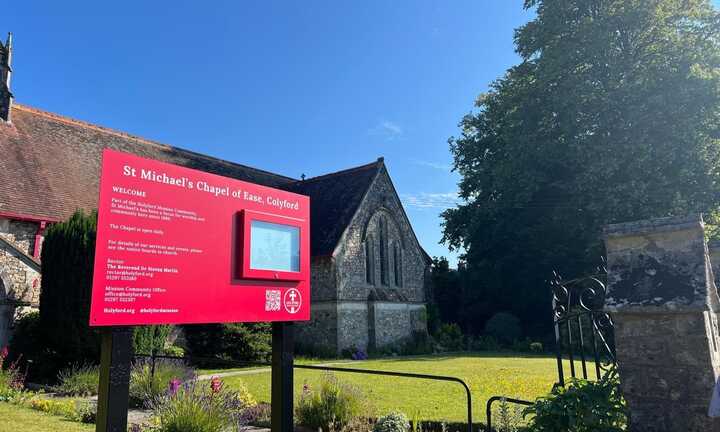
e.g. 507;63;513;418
604;215;720;432
296;167;430;355
371;302;426;348
295;301;339;355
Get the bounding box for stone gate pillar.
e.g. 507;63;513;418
604;215;720;432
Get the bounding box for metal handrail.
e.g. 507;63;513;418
295;364;474;432
485;396;533;431
134;353;475;432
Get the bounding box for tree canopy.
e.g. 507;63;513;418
443;0;720;334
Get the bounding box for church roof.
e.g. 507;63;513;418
289;160;382;256
0;104;382;256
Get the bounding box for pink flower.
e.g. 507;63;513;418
210;376;223;394
0;346;8;359
168;378;181;396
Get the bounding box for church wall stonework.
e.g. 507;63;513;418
0;217;41;348
295;301;339;355
310;257;336;302
297;166;430;355
337;302;369;352
371;302;426;348
334;168;427;304
331;168;428;353
0;217;40;304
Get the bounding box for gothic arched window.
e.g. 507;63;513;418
365;235;375;285
393;243;402;287
379;216;389;286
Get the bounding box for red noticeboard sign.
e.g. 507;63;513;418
89;149;310;326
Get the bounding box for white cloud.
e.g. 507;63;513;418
401;192;460;210
412;159;453;171
368;120;403;141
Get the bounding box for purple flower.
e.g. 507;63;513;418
168;378;181;396
351;349;368;361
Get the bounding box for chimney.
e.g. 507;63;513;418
0;33;13;123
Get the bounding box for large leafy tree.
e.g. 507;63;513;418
443;0;720;335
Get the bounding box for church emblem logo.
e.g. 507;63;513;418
284;288;302;314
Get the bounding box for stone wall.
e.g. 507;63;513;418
337;302;369;352
295;301;339;354
298;166;430;355
334;167;428;304
604;215;720;431
0;217;41;348
310;257;336;301
370;302;426;348
0;217;40;304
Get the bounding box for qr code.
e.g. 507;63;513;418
265;290;281;312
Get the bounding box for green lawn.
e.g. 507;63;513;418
197;356;336;376
0;402;94;432
220;353;577;423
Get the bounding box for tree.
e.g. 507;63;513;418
429;257;460;333
38;210;100;377
183;323;271;366
443;0;720;335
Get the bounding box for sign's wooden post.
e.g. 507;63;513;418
271;322;294;432
96;327;132;432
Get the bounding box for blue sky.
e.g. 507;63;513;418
3;1;535;267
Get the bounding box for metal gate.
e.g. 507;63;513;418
551;265;616;385
486;265;616;430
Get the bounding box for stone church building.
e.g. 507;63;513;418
0;35;430;353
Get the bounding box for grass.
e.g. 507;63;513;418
0;402;94;432
220;352;585;423
197;356;336;376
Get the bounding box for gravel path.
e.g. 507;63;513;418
196;360;356;380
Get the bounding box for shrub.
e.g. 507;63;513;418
0;347;26;400
151;378;252;432
27;395;96;424
54;364;99;396
133;325;173;356
523;368;628;432
400;331;434;356
368;345;399;358
342;346;368;360
230;377;257;408
529;342;543;353
295;342;338;359
434;323;464;352
495;397;521;432
467;335;500;351
129;358;195;408
296;374;368;431
484;313;522;345
164;345;185;358
239;402;271;427
183;323;271;364
38;211;100;379
76;400;97;424
352;349;368;361
425;303;442;336
30;397;79;421
7;311;51;382
374;411;410;432
341;346;359;359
